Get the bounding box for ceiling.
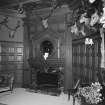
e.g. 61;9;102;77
0;0;82;11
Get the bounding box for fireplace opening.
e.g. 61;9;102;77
36;71;59;89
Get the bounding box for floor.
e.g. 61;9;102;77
0;88;80;105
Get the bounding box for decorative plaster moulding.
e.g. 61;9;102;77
0;0;41;9
32;5;71;17
0;9;26;18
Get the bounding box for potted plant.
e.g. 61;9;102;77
76;82;104;105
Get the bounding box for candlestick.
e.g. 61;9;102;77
58;39;60;58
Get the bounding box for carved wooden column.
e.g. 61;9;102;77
64;28;72;90
23;18;30;69
23;17;31;87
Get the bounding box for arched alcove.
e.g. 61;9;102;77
40;40;54;55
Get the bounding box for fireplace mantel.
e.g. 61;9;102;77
28;57;64;71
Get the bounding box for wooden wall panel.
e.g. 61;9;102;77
0;41;23;87
23;7;71;89
72;34;101;85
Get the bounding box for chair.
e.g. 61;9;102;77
68;79;80;105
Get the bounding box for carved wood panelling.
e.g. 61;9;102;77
0;41;23;86
72;34;101;85
23;6;70;88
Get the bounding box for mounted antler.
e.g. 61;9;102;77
0;17;8;29
35;0;60;29
9;21;20;38
0;16;20;38
0;16;20;30
6;20;20;31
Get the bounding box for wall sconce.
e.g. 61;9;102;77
0;17;20;38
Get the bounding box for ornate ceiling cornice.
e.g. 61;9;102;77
0;0;81;19
0;0;82;11
0;9;26;18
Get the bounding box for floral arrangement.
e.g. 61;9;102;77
70;0;105;37
76;82;104;104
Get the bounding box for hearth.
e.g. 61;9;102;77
34;72;61;96
36;72;59;89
